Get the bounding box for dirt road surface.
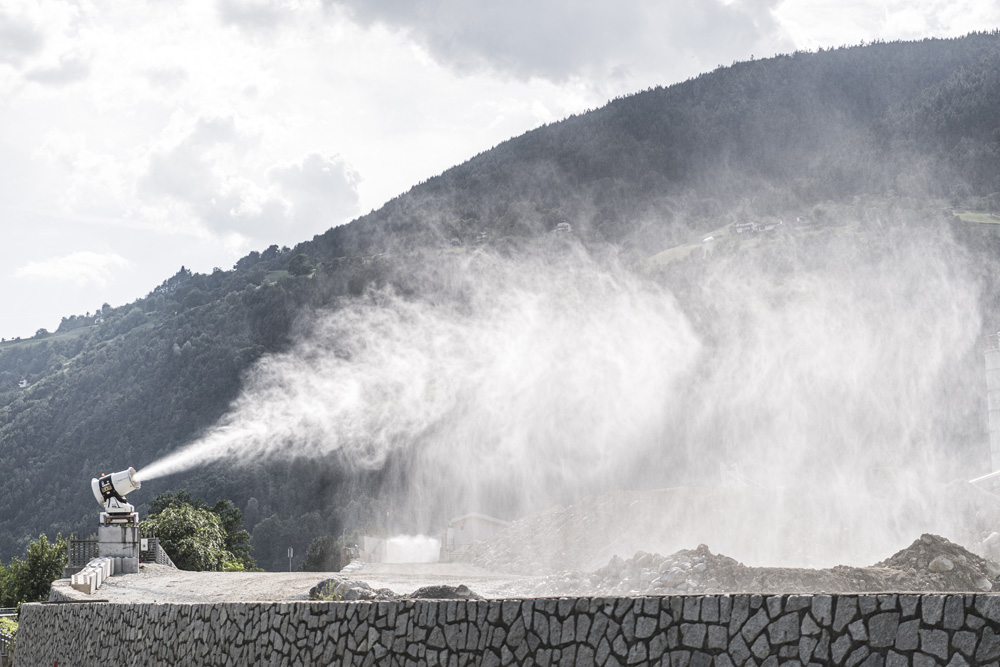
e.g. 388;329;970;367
49;562;538;603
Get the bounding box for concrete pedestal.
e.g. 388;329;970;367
97;524;140;574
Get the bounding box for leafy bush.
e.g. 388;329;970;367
0;616;15;634
0;615;16;652
141;505;233;571
0;534;67;608
148;492;256;570
301;535;345;573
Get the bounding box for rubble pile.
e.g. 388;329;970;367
310;577;398;601
464;488;746;576
465;482;1000;579
527;544;740;597
459;482;1000;597
873;533;1000;592
309;577;485;601
524;535;1000;596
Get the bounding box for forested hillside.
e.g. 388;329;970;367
2;34;1000;570
315;33;1000;255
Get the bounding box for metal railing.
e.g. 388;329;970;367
67;534;177;570
0;629;14;658
141;537;176;569
67;534;99;569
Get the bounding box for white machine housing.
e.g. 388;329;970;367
91;467;141;526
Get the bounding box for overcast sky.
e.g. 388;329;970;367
1;0;997;339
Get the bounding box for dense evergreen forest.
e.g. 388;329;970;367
2;34;1000;570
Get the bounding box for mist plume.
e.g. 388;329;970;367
137;244;702;515
138;215;991;566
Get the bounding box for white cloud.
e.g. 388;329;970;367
773;0;1000;51
143;66;188;90
0;0;83;81
140;116;242;205
139;115;280;236
138;116;360;244
24;51;89;86
327;0;790;83
268;152;360;229
15;251;132;287
217;0;291;32
0;7;45;66
33;130;129;217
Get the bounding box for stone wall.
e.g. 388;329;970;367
16;593;1000;666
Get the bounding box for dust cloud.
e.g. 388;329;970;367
138;215;991;567
384;535;441;564
136;243;703;516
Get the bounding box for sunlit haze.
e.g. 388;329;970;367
2;0;998;339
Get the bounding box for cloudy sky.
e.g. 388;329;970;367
1;0;997;339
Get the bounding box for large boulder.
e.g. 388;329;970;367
309;577;398;601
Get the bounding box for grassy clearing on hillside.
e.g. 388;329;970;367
647;223;733;267
954;210;1000;224
0;325;91;350
263;270;291;284
645;210;880;270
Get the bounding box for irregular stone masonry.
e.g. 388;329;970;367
16;593;1000;666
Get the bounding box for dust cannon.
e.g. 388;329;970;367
91;467;141;525
81;467;143;576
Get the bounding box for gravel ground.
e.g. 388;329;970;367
339;562;540;598
48;483;1000;603
49;562;540;603
50;533;1000;604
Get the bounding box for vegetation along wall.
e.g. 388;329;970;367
15;592;1000;666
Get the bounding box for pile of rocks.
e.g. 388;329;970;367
465;483;1000;579
310;577;398;601
310;577;484;602
524;535;1000;596
528;544;738;597
874;534;999;592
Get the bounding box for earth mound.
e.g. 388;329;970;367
309;577;397;601
523;534;999;596
873;533;998;592
462;483;1000;579
309;577;485;601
